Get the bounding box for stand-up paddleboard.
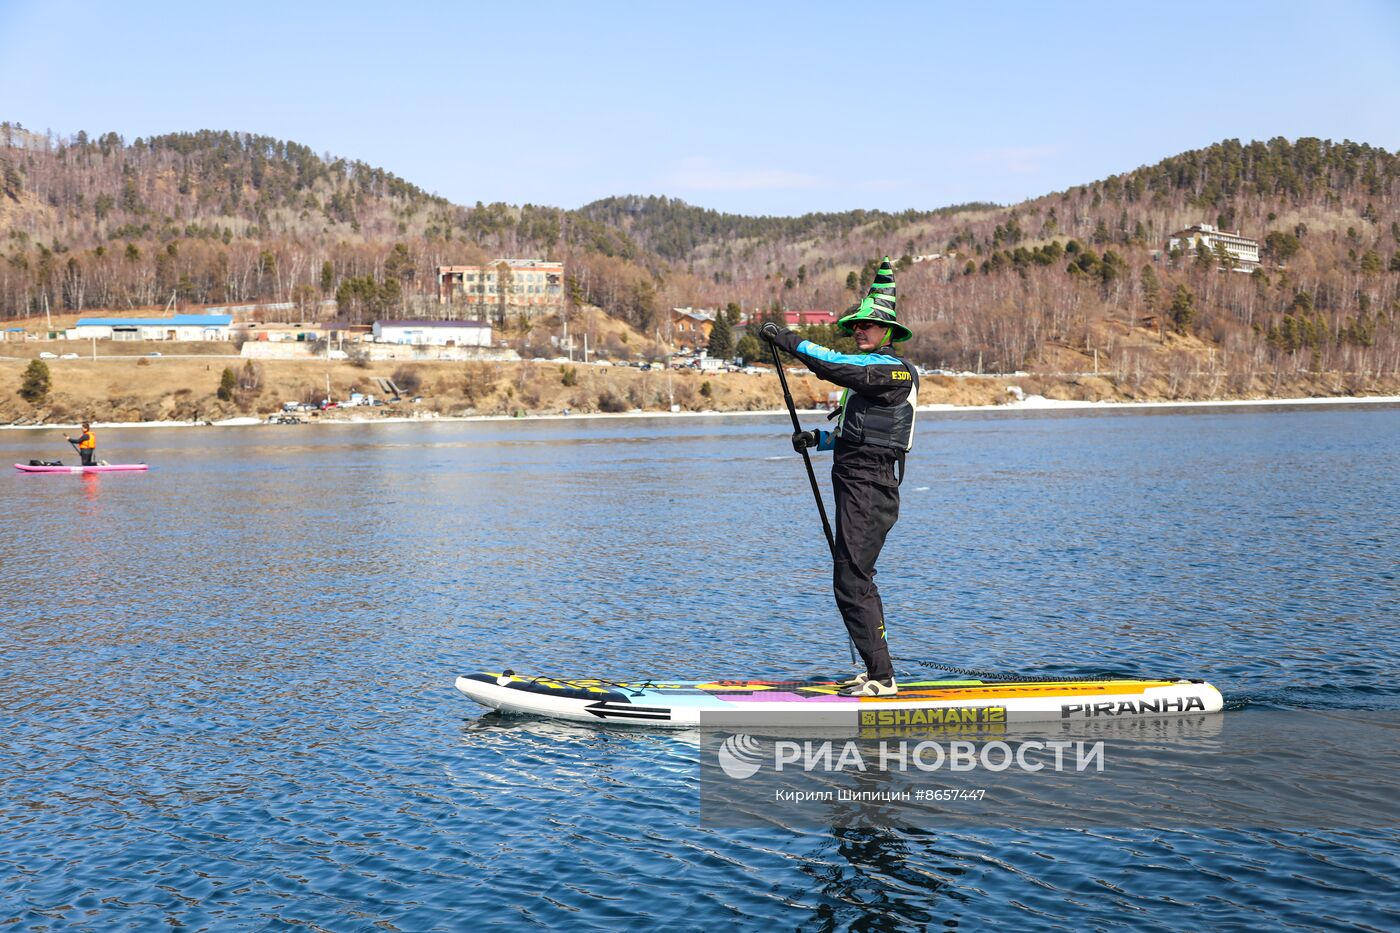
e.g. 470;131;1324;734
455;671;1223;727
14;463;149;473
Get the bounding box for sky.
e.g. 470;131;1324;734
2;0;1398;217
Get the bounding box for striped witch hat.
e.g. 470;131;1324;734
837;256;911;342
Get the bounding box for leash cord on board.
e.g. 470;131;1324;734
894;657;1163;684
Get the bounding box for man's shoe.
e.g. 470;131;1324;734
838;677;898;697
838;672;869;688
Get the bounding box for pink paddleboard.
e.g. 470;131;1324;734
14;463;149;474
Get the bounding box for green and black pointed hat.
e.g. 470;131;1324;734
837;256;911;343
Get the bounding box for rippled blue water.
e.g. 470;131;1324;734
3;405;1398;929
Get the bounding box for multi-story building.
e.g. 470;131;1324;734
436;259;565;316
1166;224;1260;269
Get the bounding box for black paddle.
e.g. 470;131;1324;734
766;334;835;556
765;334;857;666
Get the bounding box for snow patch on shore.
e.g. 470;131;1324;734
2;396;1397;432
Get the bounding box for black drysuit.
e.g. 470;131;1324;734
768;329;918;679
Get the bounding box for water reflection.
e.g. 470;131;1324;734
2;407;1398;928
805;825;955;931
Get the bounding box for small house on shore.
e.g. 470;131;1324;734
372;319;492;347
671;308;716;347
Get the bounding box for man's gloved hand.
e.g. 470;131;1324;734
759;321;783;340
792;430;819;452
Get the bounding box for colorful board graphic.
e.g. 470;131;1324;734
455;671;1224;727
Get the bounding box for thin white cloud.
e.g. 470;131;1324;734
964;144;1068;176
852;177;909;194
660;157;827;192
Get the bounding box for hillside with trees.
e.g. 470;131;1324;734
600;138;1400;398
3;124;1399;400
0;124;646;325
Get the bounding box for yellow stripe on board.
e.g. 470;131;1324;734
858;681;1178;702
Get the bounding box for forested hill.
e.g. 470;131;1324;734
1;126;447;239
576;195;997;261
0;122;642;316
651;136;1399;397
3;124;1400;400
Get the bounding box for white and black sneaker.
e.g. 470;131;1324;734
838;672;869;688
838;677;898;697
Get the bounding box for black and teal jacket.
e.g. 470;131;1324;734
769;329;918;477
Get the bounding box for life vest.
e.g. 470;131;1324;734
77;430;95;450
834;363;918;452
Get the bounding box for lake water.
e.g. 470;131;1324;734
3;405;1398;929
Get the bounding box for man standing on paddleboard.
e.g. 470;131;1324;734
65;422;97;467
760;257;918;697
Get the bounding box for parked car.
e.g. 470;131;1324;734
59;353;80;359
38;351;56;359
147;352;162;357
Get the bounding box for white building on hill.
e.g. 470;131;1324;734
1166;224;1260;269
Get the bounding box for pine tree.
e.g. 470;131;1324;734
1213;241;1234;270
735;333;761;365
1139;264;1160;316
1195;240;1217;272
707;313;733;359
1169;285;1196;335
18;359;50;404
217;367;237;401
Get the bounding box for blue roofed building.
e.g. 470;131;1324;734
68;314;234;341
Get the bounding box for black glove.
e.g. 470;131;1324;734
792;430;819;452
759;321;784;341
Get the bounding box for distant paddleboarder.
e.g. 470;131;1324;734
65;422;96;467
761;258;918;697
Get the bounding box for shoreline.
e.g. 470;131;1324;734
4;393;1399;432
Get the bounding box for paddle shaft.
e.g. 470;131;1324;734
766;336;857;666
767;335;835;557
